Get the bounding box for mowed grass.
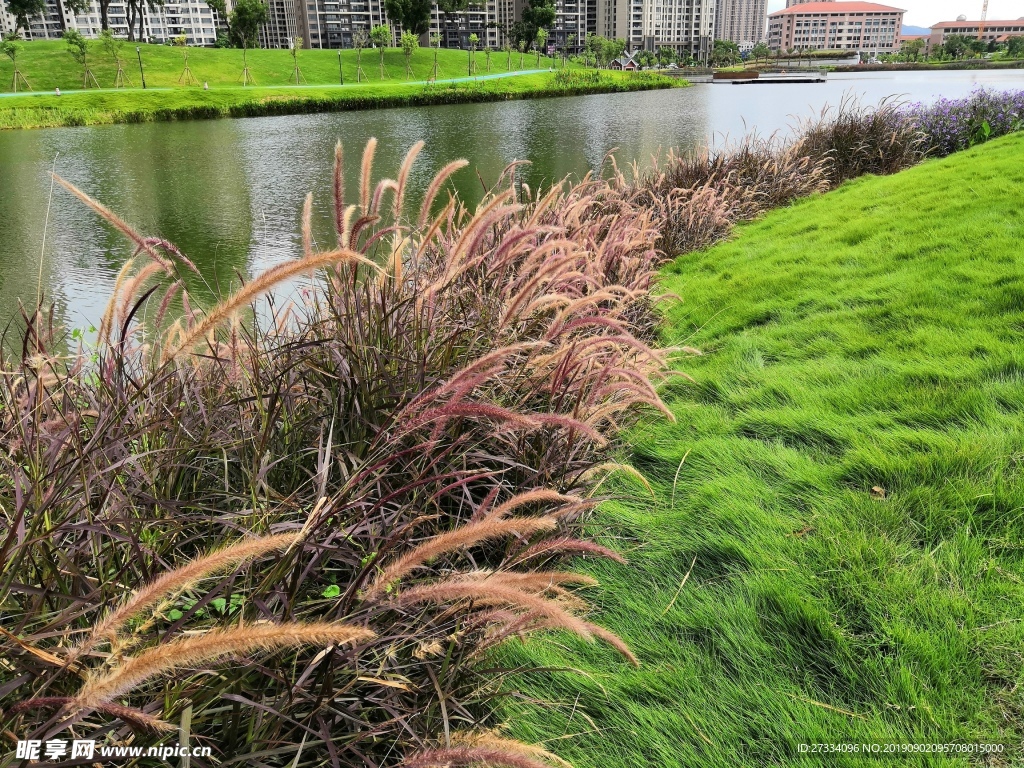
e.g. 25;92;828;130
503;133;1024;766
0;42;671;128
0;40;558;91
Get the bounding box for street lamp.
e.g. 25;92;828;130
136;46;147;89
338;49;344;84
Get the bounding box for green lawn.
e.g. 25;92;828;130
504;133;1024;766
0;41;673;128
1;40;558;91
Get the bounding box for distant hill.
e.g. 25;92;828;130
902;25;931;35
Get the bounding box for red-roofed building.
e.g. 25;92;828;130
928;18;1024;51
768;1;905;53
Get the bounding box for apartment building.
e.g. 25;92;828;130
2;0;221;44
714;0;766;45
257;0;584;51
595;0;712;56
768;1;903;52
928;16;1024;50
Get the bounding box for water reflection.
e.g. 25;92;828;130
0;69;1021;331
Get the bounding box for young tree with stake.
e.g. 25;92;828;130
535;28;547;67
1;33;30;92
400;30;418;78
370;25;391;79
64;28;100;88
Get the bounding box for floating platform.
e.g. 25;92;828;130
729;75;827;84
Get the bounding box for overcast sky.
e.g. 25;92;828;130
765;0;1024;28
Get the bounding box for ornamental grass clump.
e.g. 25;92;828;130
0;139;672;765
632;135;830;255
795;95;927;185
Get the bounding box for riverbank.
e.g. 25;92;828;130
0;42;675;129
832;59;1024;72
0;70;675;129
504;133;1024;766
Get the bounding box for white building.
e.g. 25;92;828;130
2;0;221;44
601;0;713;57
714;0;766;46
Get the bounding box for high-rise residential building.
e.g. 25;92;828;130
768;1;903;52
3;0;221;44
714;0;766;46
257;0;585;51
2;0;587;51
597;0;713;57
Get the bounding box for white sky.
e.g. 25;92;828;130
765;0;1024;28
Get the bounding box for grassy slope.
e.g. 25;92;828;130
505;133;1024;766
0;42;670;128
1;40;557;91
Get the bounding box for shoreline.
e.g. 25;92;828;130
831;60;1024;73
0;71;677;130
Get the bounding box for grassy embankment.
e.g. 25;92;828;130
504;133;1024;766
0;41;675;129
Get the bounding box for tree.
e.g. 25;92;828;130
943;34;970;59
5;0;44;34
901;38;924;61
384;0;432;37
966;37;987;57
535;28;547;66
290;36;305;83
429;32;442;79
353;28;369;81
125;0;164;42
502;40;512;70
228;0;268;48
583;32;601;67
519;0;554;51
370;25;391;79
634;48;655;69
64;28;99;88
467;32;478;74
2;33;31;91
100;29;132;87
711;39;740;67
1007;36;1024;59
601;37;624;67
751;41;770;64
400;30;418;78
656;45;673;67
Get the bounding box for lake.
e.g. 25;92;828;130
1;69;1022;332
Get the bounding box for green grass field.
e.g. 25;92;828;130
0;41;673;128
504;133;1024;766
0;40;561;91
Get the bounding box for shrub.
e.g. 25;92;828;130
907;86;1024;157
0;141;670;765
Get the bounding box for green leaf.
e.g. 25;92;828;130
322;584;341;598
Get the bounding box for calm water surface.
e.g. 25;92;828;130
1;69;1022;331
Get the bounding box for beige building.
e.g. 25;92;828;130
596;0;714;57
786;0;832;5
768;1;903;52
714;0;767;46
928;17;1024;51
